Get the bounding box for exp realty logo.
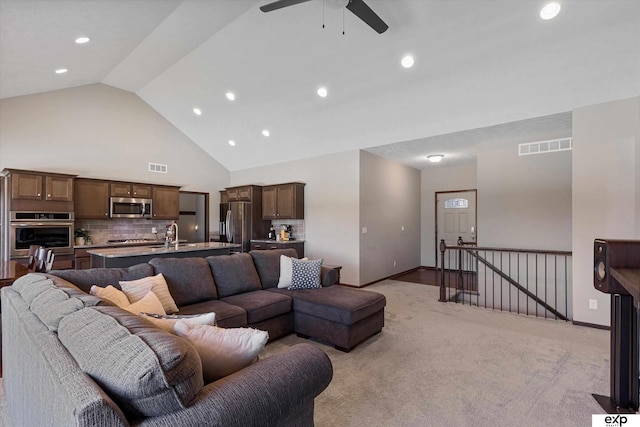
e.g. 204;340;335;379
593;414;640;427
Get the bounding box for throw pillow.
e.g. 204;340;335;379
288;258;323;290
120;273;179;314
174;321;268;383
277;255;309;288
123;291;166;316
90;285;130;307
139;312;217;334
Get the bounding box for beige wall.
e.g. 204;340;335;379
421;164;477;267
572;96;640;326
0;83;230;228
230;150;361;285
359;151;421;284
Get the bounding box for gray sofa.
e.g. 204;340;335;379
2;249;386;426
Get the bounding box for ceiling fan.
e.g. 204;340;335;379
260;0;389;34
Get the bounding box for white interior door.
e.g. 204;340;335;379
436;191;477;264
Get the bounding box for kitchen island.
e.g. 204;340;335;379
87;242;241;268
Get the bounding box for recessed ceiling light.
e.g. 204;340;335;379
262;130;270;137
193;107;202;116
228;140;236;146
540;2;561;20
226;92;235;101
401;55;415;68
317;87;328;98
427;154;444;163
75;37;90;44
55;68;68;74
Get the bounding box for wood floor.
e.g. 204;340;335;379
392;267;478;291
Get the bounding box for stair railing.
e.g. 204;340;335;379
439;239;573;320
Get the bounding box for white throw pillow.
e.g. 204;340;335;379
120;273;179;314
174;321;268;383
90;285;130;307
277;255;308;288
123;291;166;316
139;312;217;334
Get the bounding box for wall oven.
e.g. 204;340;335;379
10;211;74;258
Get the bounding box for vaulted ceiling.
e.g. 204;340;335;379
1;0;638;171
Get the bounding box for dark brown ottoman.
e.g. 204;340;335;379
291;285;386;352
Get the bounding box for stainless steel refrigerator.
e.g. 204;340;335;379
220;202;268;252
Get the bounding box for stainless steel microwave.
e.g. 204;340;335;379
110;197;152;218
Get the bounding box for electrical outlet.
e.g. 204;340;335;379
401;226;405;231
393;260;397;267
151;227;157;234
362;227;368;234
589;299;598;310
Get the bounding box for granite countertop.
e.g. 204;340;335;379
250;239;305;243
87;242;240;258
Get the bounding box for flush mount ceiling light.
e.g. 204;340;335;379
226;92;235;101
317;87;328;98
401;55;415;68
75;36;90;44
427;154;444;163
228;140;236;146
262;130;270;137
55;68;68;74
193;107;202;116
540;2;561;20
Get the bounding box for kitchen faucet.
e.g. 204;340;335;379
165;221;179;248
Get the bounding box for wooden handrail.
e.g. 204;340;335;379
442;243;572;257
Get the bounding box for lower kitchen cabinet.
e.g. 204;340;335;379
249;240;304;258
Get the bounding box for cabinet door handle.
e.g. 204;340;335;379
37;193;41;197
269;246;279;249
47;194;51;197
105;212;108;216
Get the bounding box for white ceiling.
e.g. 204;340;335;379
1;0;639;171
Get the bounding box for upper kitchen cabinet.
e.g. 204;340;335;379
262;183;305;220
110;182;152;198
75;179;110;219
226;185;261;202
152;186;180;220
2;169;75;212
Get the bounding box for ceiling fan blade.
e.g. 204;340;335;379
260;0;313;13
345;0;388;34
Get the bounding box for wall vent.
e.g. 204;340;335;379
518;138;572;156
148;163;168;173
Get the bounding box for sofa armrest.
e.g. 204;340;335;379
134;343;332;427
321;265;341;287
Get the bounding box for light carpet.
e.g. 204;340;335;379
0;280;610;426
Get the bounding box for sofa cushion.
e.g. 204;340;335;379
149;257;217;306
178;299;247;328
292;286;386;325
120;273;179;314
220;290;292;324
139;312;217;333
207;253;262;297
289;258;323;290
29;287;84;331
50;264;153;293
174;321;268;383
250;249;298;289
58;305;203;418
45;274;104;306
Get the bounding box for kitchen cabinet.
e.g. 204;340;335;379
152;186;180;220
226;185;261;202
2;169;75;212
74;248;92;270
262;183;305;220
111;183;152;198
220;191;228;203
250;240;304;258
74;179;110;219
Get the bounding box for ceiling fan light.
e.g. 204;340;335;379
540;2;561;20
401;55;414;68
55;68;68;74
193;107;202;116
228;140;236;146
262;129;270;137
226;92;235;101
427;154;444;163
75;36;90;44
317;87;328;98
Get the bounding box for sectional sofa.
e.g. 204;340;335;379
2;249;386;426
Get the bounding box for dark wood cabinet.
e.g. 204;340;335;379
152;186;180;220
2;169;75;212
250;240;304;258
226;185;258;202
74;179;110;219
111;183;152;198
262;183;305;220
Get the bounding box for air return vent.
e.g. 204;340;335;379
519;138;572;156
148;163;168;173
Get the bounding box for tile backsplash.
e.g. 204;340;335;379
75;219;175;244
271;219;305;240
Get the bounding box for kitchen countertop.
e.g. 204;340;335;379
87;242;240;258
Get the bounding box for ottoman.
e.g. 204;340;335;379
292;285;386;352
